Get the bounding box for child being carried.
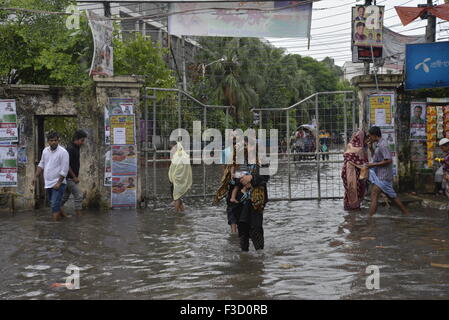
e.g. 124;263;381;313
230;164;253;204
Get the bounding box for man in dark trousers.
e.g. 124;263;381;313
61;130;87;216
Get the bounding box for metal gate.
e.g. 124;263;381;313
141;87;231;206
253;91;358;201
141;88;357;204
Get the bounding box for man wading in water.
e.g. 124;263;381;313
366;126;409;216
61;130;87;217
32;131;70;221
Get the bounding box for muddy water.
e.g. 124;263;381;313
1;199;449;300
1;157;449;299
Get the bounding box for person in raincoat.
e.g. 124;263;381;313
168;142;192;213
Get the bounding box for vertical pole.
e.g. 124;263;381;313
152;92;157;206
426;0;436;43
225;107;229;129
352;93;356;131
316;94;321;201
203;106;207;200
343;95;348;147
178;91;182;129
144;88;149;208
286;110;291;200
103;2;111;17
182;36;187;91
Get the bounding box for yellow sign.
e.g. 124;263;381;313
110;115;136;145
369;95;392;126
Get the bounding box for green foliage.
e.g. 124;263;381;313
114;32;176;89
44;116;77;147
0;0;93;85
193;37;351;127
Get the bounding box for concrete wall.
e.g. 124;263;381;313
0;76;143;211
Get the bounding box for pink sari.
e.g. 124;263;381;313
341;130;369;210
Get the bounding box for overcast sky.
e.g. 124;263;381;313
266;0;449;66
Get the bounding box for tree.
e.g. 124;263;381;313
0;0;93;85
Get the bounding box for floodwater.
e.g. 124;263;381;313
2;161;449;300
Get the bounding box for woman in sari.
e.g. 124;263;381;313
214;138;269;252
341;130;369;210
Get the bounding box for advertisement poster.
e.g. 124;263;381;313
104;149;111;187
0;99;18;143
426;106;437;167
111;175;137;208
0;144;17;187
352;5;384;62
410;102;426;140
381;128;396;152
111;145;137;176
108;98;135;115
169;1;313;38
369;93;393;127
87;11;113;77
110;115;136;145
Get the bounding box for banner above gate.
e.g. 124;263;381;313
168;1;313;38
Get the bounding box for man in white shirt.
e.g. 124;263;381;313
32;131;70;221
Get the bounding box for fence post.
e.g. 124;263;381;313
203;106;207;200
343;94;348;147
153;92;157;206
286;109;291;200
352;92;356;132
315;94;321;201
144;88;149;208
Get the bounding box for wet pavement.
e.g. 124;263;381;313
1;197;449;300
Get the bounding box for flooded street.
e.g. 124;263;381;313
1;194;449;299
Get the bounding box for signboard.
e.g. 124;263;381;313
111;176;137;208
410;102;426;140
110;115;136;145
168;1;313;38
352;5;384;62
405;41;449;90
0;99;18;143
87;11;113;77
368;93;394;127
0;144;17;187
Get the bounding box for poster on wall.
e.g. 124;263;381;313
410;102;426;140
110;115;136;145
111;145;137;176
0;144;17;187
426;106;437;168
108;98;135;115
368;93;394;127
381;128;396;152
352;5;384;62
104;149;111;187
0;99;18;143
111;175;137;208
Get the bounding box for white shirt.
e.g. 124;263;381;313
38;145;69;189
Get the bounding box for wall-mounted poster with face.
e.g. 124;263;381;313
410;102;426;140
352;5;384;62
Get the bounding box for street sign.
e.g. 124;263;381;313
405;41;449;90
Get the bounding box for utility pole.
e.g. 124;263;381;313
425;0;436;43
103;2;111;17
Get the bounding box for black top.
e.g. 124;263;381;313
67;142;80;178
